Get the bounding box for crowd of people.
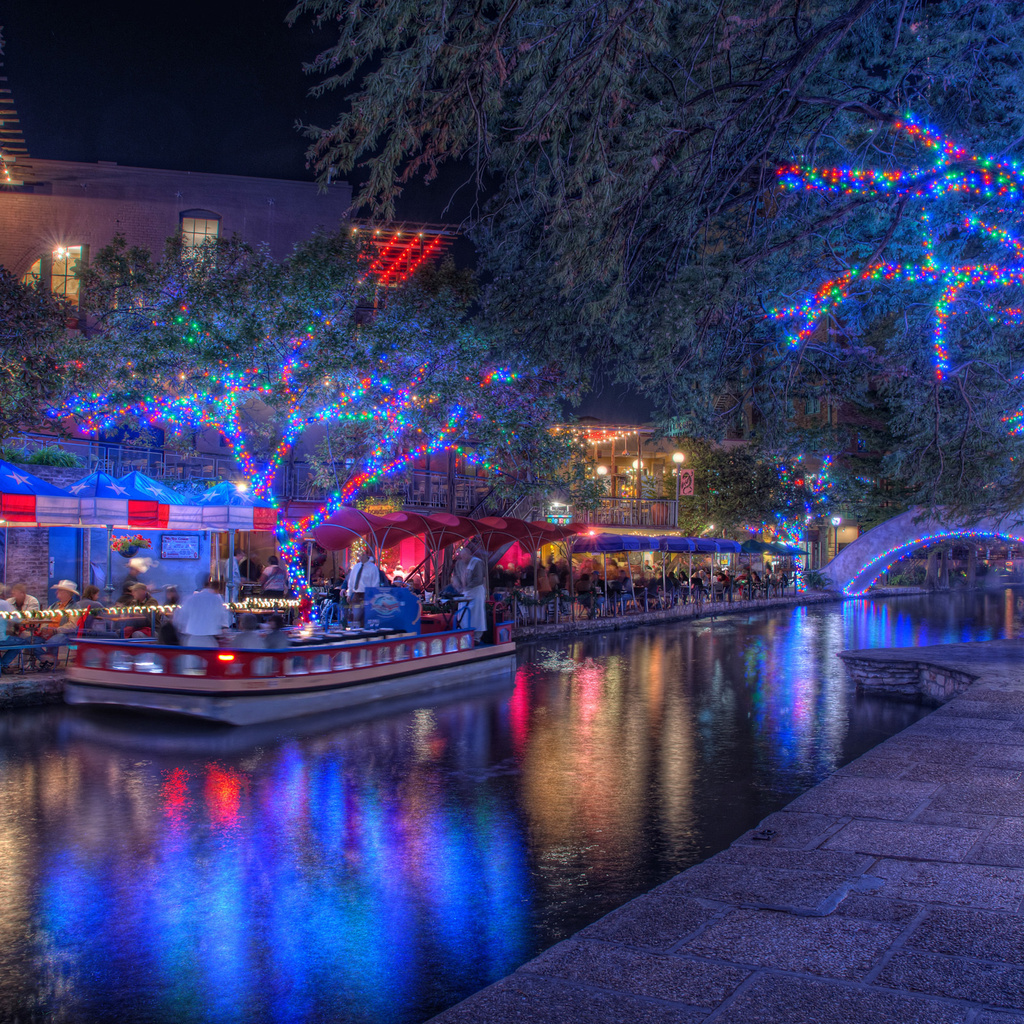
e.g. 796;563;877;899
0;544;800;672
0;572;297;673
487;557;795;620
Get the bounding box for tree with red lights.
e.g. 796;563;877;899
291;0;1024;518
65;231;565;589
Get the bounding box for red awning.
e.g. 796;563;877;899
313;507;583;553
312;507;396;551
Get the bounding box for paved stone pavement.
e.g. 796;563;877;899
429;641;1024;1023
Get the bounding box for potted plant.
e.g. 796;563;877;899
111;534;153;558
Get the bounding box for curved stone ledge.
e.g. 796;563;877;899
838;651;978;704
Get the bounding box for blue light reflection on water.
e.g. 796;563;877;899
0;589;1018;1023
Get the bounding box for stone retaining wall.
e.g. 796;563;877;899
838;652;977;703
0;673;65;709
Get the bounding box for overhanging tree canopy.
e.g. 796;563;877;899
289;0;1024;517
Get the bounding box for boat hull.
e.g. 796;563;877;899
66;639;517;726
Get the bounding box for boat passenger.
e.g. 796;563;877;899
264;614;290;650
454;545;487;641
233;613;264;649
346;550;380;624
174;576;230;647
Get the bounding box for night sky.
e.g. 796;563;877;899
1;0;646;422
0;0;470;222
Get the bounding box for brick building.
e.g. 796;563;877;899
0;156;353;305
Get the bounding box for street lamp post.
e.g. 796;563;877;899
672;451;685;527
830;514;842;561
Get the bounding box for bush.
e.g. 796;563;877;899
800;568;833;589
0;443;83;467
24;445;83;467
0;444;28;463
886;566;926;587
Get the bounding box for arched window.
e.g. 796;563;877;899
180;210;221;249
21;259;41;287
21;245;85;302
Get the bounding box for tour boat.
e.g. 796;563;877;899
65;618;517;726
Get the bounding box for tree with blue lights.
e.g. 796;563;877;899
291;0;1024;517
64;232;563;589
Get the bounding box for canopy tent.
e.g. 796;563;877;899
740;538;801;556
0;460;80;525
765;541;804;556
312;506;395;551
572;533;658;553
196;482;278;531
69;471;135;526
695;538;742;553
118;472;204;529
313;510;579;554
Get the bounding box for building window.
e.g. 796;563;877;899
21;245;84;302
21;259;42;288
50;246;83;301
181;212;221;249
805;396;821;416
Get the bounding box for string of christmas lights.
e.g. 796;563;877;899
845;529;1024;595
773;117;1024;381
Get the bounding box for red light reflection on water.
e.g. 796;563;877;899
572;659;605;724
508;667;532;754
204;765;247;828
160;768;190;828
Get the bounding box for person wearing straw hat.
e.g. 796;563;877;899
35;580;81;668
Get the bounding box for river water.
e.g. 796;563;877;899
0;590;1019;1024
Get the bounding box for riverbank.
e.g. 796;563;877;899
0;669;65;709
430;639;1024;1023
512;590;840;640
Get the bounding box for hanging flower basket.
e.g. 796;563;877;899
111;534;152;558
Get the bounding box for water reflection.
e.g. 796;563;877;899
0;590;1017;1023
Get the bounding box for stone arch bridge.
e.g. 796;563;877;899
823;508;1024;596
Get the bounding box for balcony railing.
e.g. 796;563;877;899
572;497;679;528
8;434;509;515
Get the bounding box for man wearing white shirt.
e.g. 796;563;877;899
173;577;231;647
346;550;380;624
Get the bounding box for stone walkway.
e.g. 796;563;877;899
430;640;1024;1023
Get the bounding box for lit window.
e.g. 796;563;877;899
181;213;221;249
50;246;83;301
21;259;41;287
22;246;83;302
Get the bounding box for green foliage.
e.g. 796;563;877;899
800;569;833;590
75;230;570;512
290;0;1024;518
23;446;83;468
675;440;803;536
0;443;83;468
886;566;926;587
0;268;75;443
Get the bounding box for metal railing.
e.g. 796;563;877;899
7;433;507;515
572;497;679;528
